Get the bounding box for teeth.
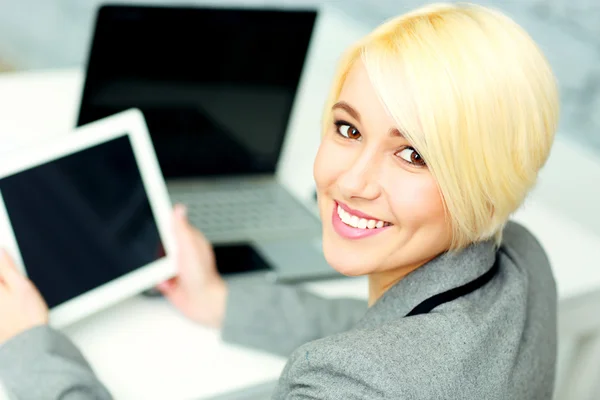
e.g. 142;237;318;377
341;210;352;224
336;205;389;230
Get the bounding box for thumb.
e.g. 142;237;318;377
156;277;178;295
173;203;188;226
173;204;193;243
156;277;187;309
156;277;177;294
0;249;22;288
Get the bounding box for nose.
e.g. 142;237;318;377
336;147;382;201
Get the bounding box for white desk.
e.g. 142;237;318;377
3;22;600;400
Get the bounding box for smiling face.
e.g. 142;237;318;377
313;60;452;280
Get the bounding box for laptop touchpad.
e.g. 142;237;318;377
252;238;340;282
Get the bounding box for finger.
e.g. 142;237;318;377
173;203;209;241
0;249;18;272
156;278;181;300
173;204;192;240
173;203;188;225
0;249;22;288
157;276;176;290
173;203;210;258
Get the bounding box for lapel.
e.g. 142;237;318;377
357;239;497;328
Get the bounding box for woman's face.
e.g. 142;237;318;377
314;60;452;277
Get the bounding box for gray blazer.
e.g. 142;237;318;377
0;221;557;399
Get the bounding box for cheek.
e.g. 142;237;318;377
313;139;349;190
386;173;445;226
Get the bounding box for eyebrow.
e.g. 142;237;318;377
332;101;361;122
333;101;407;139
388;127;406;139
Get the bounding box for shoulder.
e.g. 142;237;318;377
501;220;550;266
499;220;556;303
275;232;557;400
274;314;497;399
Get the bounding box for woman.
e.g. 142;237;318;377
0;3;559;399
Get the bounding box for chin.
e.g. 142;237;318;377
321;234;376;276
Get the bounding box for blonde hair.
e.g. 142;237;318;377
323;3;559;250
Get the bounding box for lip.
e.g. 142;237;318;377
336;201;382;221
331;202;391;240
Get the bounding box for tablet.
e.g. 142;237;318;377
0;108;176;328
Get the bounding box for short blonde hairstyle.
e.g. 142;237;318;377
323;3;559;250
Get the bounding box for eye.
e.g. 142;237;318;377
396;147;426;167
334;121;362;140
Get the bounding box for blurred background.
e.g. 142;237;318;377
0;0;599;155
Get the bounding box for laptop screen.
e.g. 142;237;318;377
77;5;317;178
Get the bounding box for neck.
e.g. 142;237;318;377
367;256;437;306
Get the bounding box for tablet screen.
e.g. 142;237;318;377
0;134;165;308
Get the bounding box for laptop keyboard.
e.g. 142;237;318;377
170;184;320;243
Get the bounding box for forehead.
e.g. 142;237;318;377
338;60;379;104
337;60;409;135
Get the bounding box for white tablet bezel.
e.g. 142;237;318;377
0;108;177;328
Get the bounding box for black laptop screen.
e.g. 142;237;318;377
77;5;316;178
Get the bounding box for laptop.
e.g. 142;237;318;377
76;4;336;282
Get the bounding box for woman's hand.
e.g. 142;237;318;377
157;204;228;328
0;250;49;344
